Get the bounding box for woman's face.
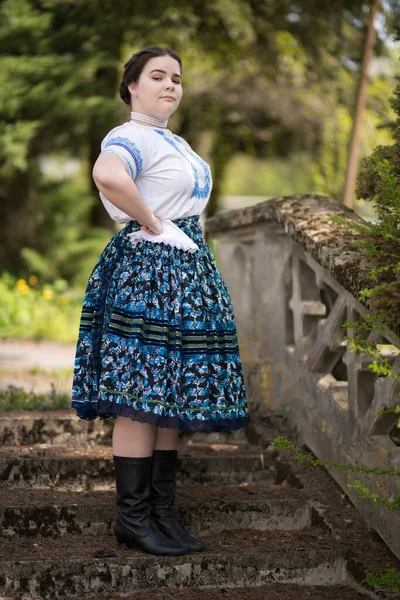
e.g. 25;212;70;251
128;55;183;121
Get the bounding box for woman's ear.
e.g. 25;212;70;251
128;82;138;97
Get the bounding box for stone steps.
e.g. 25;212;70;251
86;584;372;600
0;529;347;599
0;409;399;599
0;445;279;490
0;410;114;447
0;487;313;538
0;410;266;447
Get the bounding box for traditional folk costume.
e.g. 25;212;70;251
71;115;249;433
70;112;250;556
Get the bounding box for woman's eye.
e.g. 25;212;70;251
152;77;181;84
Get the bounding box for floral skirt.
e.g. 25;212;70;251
71;214;250;432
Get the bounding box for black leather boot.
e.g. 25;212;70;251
113;455;187;555
150;449;205;552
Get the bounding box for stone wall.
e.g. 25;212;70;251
205;194;400;559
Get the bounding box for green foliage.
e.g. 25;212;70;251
220;56;398;202
325;55;400;448
347;58;400;336
1;0;398;274
0;272;82;342
347;478;400;512
308;104;353;199
271;436;400;477
341;316;400;379
331;212;400;338
364;568;400;591
221;152;313;197
377;403;400;416
0;120;41;174
0;385;70;411
358;156;400;235
18;167;113;287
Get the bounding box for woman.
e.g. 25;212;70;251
71;45;250;557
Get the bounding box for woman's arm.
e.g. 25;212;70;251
92;153;162;234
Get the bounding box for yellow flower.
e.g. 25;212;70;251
42;289;54;300
28;275;38;286
16;279;30;295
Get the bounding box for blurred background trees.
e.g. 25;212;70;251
0;0;399;341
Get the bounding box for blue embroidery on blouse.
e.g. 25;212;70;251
102;136;143;178
154;131;211;199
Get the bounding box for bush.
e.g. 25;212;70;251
0;271;82;342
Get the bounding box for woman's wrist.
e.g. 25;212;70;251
141;213;163;235
149;213;160;228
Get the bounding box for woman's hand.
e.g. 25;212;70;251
140;214;163;235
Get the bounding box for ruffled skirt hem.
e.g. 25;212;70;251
71;399;250;432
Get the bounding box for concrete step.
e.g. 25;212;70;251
0;529;347;599
84;584;372;600
0;485;313;538
0;445;279;490
0;410;269;447
0;410;114;447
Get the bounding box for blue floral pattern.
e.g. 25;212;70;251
71;215;250;432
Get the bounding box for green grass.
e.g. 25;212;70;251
26;366;74;377
0;366;74;377
0;385;71;411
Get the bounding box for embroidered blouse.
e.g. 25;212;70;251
98;120;213;252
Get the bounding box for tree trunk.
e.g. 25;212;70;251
342;0;379;208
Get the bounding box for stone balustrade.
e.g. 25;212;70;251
205;194;400;559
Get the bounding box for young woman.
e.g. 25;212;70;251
71;45;250;557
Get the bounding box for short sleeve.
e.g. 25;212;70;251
99;124;150;180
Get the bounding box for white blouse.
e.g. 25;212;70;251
99;120;213;252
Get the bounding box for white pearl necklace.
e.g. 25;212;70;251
130;111;168;128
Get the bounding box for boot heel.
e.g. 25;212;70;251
151;449;205;553
116;537;136;550
116;536;128;548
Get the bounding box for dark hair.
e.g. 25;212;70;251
119;45;183;106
